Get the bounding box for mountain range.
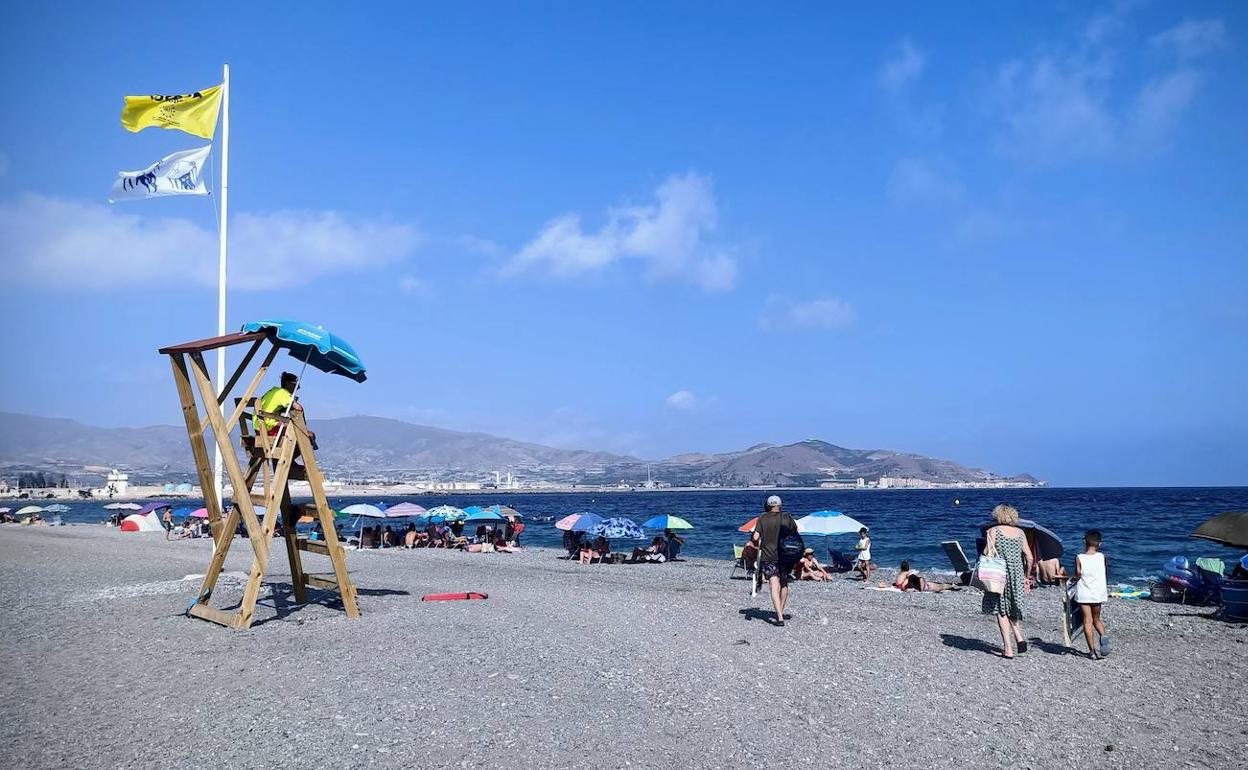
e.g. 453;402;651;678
0;411;1039;487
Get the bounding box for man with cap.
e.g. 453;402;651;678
750;495;800;626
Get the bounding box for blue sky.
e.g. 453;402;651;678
1;2;1245;486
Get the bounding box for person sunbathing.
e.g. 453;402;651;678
875;561;959;592
578;539;597;565
794;549;831;581
593;536;610;560
630;537;666;563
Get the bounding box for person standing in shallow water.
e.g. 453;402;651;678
751;495;800;627
982;503;1033;658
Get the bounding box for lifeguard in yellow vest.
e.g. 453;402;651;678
255;372;317;449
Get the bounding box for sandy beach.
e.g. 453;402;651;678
1;525;1244;769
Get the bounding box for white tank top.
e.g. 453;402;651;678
1074;552;1107;603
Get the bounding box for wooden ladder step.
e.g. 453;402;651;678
297;538;334;557
188;603;242;628
301;574;339;590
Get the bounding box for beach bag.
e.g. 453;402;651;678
778;528;805;566
975;533;1007;594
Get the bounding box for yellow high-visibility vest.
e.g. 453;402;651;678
254;386;293;432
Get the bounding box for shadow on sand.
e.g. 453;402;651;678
941;633;1076;656
191;582;412;627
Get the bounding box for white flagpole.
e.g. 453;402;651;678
212;63;230;503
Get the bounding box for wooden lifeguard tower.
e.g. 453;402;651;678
158;324;361;629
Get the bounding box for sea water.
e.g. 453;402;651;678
47;486;1248;584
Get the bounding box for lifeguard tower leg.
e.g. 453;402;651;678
295;416;360;618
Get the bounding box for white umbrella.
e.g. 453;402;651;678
105;503;142;510
341;504;389;549
16;505;44;516
796;510;866;536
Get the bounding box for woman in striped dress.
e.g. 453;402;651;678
982;504;1033;659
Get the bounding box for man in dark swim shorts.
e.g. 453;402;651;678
751;495;800;626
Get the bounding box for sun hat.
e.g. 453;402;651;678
766;495;782;507
803;547;814;554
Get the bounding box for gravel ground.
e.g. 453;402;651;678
1;525;1244;769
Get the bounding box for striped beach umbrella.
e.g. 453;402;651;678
384;502;427;518
555;512;603;532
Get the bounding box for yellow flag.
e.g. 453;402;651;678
121;84;222;139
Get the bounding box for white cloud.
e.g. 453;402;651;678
988;9;1224;163
505;173;736;292
762;297;857;331
665;390;699;411
887;158;964;206
1129;68;1201;149
992;53;1116;160
453;234;502;257
879;38;925;90
0;194;422;290
397;275;430;296
1151;19;1227;60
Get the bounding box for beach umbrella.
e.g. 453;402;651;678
979;518;1063;560
104;503;142;510
555;512;603;532
464;509;505;522
462;506;485;517
425;505;466;522
482;504;519;518
591;517;647;540
738;517;759;533
0;508;9;514
642;514;694;530
16;505;44;516
239;319;367;382
384;502;427;518
190;508;210;518
172;507;197;519
44;504;71;513
341;503;385;518
796;510;866;536
136;502;173;516
1191;511;1248;549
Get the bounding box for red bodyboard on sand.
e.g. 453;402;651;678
422;591;488;602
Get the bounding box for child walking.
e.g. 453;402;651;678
1071;530;1109;659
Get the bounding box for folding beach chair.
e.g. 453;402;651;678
1194;558;1225;607
941;540;975;585
826;549;854;573
1061;581;1085;650
730;545;751;579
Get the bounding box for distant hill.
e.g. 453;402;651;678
643;439;1038;487
0;411;1039;486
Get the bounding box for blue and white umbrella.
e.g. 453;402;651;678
795;510;866;536
591;517;647;540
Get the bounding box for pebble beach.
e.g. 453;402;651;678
1;525;1244;769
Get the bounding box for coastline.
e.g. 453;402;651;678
1;524;1243;768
